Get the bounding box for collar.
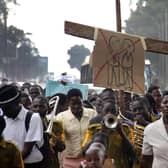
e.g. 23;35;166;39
88;123;101;130
158;116;164;125
0;137;6;148
157;117;168;140
15;105;27;121
68;107;91;121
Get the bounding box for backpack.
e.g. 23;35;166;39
25;112;52;161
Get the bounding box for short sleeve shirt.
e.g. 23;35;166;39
3;106;44;163
56;107;97;158
142;117;168;168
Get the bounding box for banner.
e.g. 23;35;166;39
45;80;89;100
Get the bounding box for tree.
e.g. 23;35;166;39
0;0;17;21
125;0;168;88
0;24;40;80
67;44;90;71
0;0;18;74
7;34;42;81
125;0;168;39
0;0;48;81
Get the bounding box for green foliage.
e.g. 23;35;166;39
67;44;90;71
125;0;168;88
126;0;168;39
7;26;24;45
0;1;4;14
0;0;17;18
0;0;46;81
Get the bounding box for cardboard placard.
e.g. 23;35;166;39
92;29;145;94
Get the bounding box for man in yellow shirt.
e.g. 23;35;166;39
56;88;97;168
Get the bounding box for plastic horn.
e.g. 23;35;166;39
46;96;60;136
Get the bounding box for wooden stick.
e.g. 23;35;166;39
65;21;168;55
116;0;122;32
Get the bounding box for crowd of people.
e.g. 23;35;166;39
0;80;167;168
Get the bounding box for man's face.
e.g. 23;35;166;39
161;95;168;117
102;102;117;116
133;101;145;114
29;87;40;100
68;96;82;114
133;100;149;124
1;101;20;118
20;96;31;109
151;89;162;107
101;91;115;104
31;98;48;118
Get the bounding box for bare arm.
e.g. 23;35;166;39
140;155;153;168
23;113;44;159
22;141;36;159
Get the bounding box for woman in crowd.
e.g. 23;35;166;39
140;94;168;168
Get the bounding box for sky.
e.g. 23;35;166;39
7;0;137;79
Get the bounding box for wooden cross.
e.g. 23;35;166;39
65;0;168;54
64;1;168;113
65;21;168;55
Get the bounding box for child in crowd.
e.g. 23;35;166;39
80;132;115;168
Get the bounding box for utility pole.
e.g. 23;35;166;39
164;8;168;87
3;4;8;78
116;0;122;32
115;0;125;113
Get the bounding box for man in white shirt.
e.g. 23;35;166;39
0;84;44;168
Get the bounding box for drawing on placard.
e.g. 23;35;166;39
107;36;135;90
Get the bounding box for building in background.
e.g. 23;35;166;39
80;55;93;83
